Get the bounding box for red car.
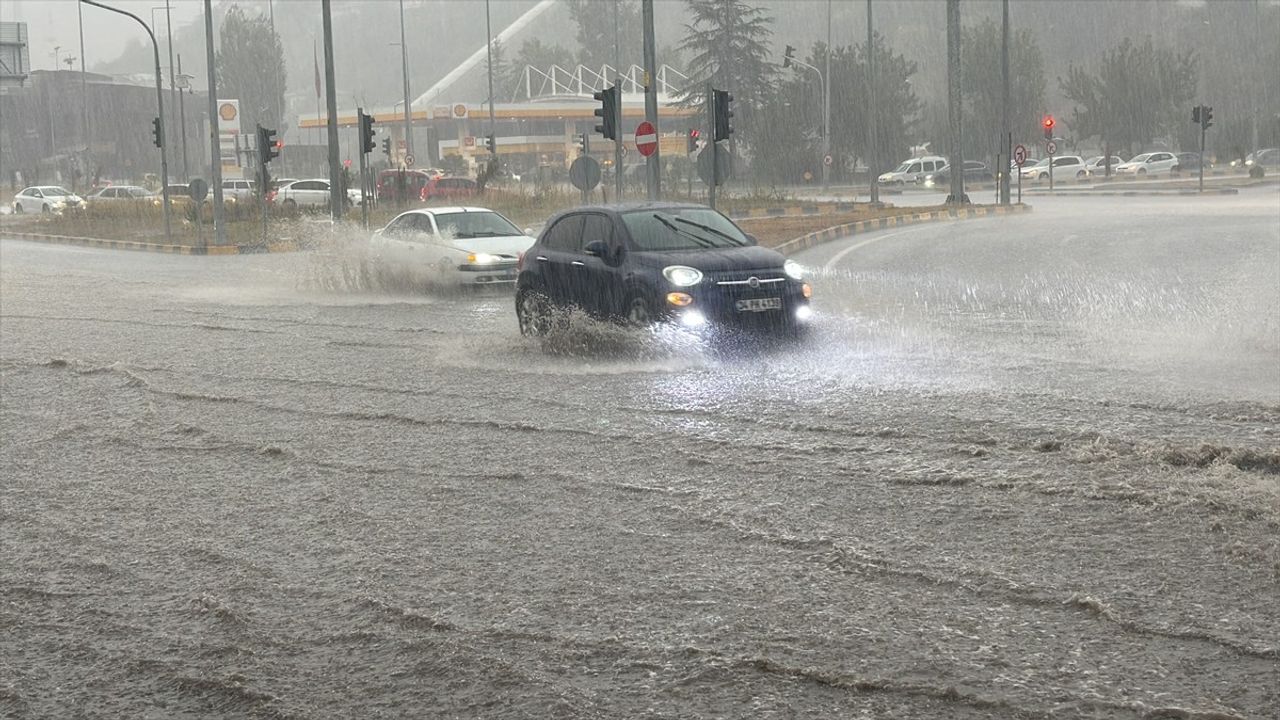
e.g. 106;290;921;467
376;169;434;203
419;176;478;202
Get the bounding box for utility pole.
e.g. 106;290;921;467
485;0;497;172
399;0;413;160
165;1;177;166
945;0;966;205
822;0;831;190
77;0;87;190
613;0;623;202
177;54;189;180
866;0;879;205
79;0;172;245
201;0;225;246
321;0;343;221
642;0;660;199
999;0;1010;205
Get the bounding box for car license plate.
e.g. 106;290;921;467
503;269;517;279
735;297;782;312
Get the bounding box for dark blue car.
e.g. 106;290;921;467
515;203;812;336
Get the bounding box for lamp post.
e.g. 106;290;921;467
398;0;412;161
783;53;828;190
177;57;192;181
80;0;172;246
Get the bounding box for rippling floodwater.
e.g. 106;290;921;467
2;191;1277;718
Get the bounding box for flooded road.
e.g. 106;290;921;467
3;190;1278;718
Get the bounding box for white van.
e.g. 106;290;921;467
878;155;949;185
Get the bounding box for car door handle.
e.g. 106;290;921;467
571;261;585;267
536;256;549;262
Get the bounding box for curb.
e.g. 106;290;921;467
1024;188;1239;197
775;203;1032;256
1;231;302;255
727;202;865;220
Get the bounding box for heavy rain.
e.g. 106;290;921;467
2;1;1278;718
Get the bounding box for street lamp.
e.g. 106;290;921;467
783;45;830;190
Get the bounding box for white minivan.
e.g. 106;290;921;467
878;156;949;185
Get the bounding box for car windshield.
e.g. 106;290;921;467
622;208;750;251
893;161;911;173
1029;159;1050;168
433;211;522;238
1130;153;1152;163
42;187;72;196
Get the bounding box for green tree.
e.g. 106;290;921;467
752;35;920;183
215;5;286;134
960;19;1045;162
565;0;641;70
679;0;777;147
1059;37;1197;154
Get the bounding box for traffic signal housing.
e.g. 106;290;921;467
257;125;279;164
713;89;734;142
1192;105;1201;124
783;45;796;69
1042;114;1055;140
482;134;496;153
687;128;700;154
576;132;589;154
1201;105;1213;130
151;117;162;148
358;111;376;155
382;137;391;157
593;84;619;140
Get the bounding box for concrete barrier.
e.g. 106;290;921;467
1;231;302;255
776;203;1032;256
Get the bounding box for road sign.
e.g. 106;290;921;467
464;136;475;147
404;154;415;167
1046;140;1058;155
634;121;658;157
1014;144;1028;167
823;154;833;166
697;144;731;187
569;156;602;191
189;178;209;202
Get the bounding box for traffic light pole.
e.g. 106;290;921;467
201;0;225;247
80;0;171;246
358;108;369;229
706;83;717;211
321;0;343;222
1199;119;1206;194
642;0;660;200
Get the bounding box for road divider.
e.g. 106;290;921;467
0;231;302;255
775;203;1032;256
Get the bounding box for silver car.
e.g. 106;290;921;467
12;186;84;214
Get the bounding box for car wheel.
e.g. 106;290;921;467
1137;168;1147;175
13;203;22;214
1076;170;1086;178
42;204;51;213
516;288;552;337
625;293;654;327
282;199;297;212
1039;172;1048;180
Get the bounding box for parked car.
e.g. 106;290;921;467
12;186;84;214
371;207;537;287
88;185;152;204
1020;155;1086;180
1083;155;1124;177
273;178;361;210
218;178;258;204
878;156;949;185
1114;151;1178;176
515;203;812;338
421;176;479;201
376;169;435;203
1235;148;1279;170
925;160;993;187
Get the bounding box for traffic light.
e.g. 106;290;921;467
1042;114;1055;140
1201;105;1213;130
576;132;589;154
358;111;376;155
151;117;162;148
687;128;700;154
783;45;796;69
482;134;496;153
712;89;734;142
593;84;619;140
382;137;391;157
257;125;279;164
1192;105;1201;124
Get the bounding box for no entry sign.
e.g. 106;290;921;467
635;121;658;157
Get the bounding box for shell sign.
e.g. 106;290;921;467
452;103;468;119
216;99;242;133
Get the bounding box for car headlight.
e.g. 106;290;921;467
663;265;703;287
783;259;804;281
466;252;500;264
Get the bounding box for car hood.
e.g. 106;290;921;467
630;245;784;274
451;234;536;256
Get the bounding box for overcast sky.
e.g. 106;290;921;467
2;0;206;72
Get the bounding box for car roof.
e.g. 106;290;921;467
400;206;494;215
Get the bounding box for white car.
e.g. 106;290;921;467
1083;155;1124;177
12;186;84;214
370;207;537;287
1020;155;1086;180
87;185;151;204
878;155;949;185
273;178;361;210
1114;152;1178;176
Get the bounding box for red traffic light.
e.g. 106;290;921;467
1042;115;1055;130
690;129;700;139
343;159;352;168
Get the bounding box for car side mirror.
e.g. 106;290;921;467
745;233;759;246
524;227;533;236
584;239;608;257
